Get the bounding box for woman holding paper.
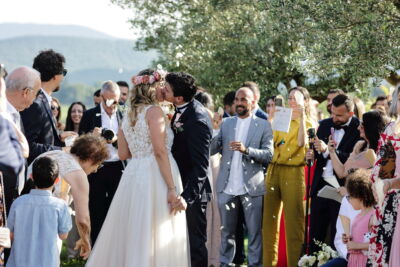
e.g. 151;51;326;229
263;86;313;267
327;110;387;179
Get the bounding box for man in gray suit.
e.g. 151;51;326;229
211;87;273;267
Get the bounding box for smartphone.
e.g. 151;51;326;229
330;127;335;138
275;98;283;107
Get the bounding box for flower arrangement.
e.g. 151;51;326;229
298;254;316;267
298;240;338;267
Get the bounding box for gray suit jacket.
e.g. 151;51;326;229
210;115;273;196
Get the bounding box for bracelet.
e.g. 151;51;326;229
167;186;176;192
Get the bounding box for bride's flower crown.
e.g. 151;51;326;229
131;71;162;86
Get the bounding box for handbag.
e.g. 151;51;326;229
378;139;396;179
0;172;11;248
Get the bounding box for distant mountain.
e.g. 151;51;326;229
0;23;116;40
0;35;158;85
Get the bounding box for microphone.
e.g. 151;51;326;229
307;128;316;166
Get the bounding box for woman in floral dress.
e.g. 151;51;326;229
368;87;400;267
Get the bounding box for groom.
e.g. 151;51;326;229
164;72;212;267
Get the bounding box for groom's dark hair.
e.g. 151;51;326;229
165;72;197;102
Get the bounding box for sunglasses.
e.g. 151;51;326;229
0;64;8;79
51;105;60;111
60;68;68;76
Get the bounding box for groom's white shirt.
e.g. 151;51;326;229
175;102;189;114
223;114;252;196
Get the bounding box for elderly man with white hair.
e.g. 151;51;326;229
79;80;125;245
3;66;41;203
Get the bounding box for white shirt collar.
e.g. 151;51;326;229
41;88;52;106
6;98;18;115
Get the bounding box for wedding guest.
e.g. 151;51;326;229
343;169;375;267
210;87;273;267
263;86;313;267
327;110;387;179
353;97;365;120
93;89;101;106
265;95;285;123
373;95;390;114
242;81;268;120
79;80;125;245
65;102;86;133
117;81;129;106
4;66;41;203
308;94;360;253
7;156;72;267
20;49;76;164
326;89;344;115
369;86;400;266
24;134;109;259
320;194;360;267
51;97;65;131
223;91;236;118
195;91;222;267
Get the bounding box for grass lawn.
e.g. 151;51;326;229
60;242;86;267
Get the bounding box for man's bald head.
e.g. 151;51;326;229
236;87;255;100
235;87;256;117
6;66;41;92
5;66;41;111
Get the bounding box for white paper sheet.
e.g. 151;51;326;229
272;107;292;133
323;176;341;189
317;185;343;203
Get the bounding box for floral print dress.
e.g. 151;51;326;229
368;122;400;267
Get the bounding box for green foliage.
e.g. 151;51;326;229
112;0;400;103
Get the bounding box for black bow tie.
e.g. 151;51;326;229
333;124;348;130
175;103;189;113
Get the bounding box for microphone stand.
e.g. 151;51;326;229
300;134;314;257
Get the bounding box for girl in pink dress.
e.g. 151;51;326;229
343;169;376;267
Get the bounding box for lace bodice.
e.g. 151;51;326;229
122;105;173;159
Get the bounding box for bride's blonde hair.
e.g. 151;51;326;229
129;69;159;126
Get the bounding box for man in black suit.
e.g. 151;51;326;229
20;50;75;164
308;94;360;253
79;80;125;245
164;72;212;267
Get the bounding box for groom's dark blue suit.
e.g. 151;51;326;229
171;99;212;267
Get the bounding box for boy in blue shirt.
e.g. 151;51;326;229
7;156;72;267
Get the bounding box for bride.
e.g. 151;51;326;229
85;69;189;267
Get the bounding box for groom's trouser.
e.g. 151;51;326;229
218;193;263;267
88;160;124;245
186;200;208;267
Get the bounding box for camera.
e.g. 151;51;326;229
101;128;115;141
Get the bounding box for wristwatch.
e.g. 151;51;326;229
245;147;250;155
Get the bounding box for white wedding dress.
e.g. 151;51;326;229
86;105;190;267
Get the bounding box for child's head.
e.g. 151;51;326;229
32;156;59;189
345;169;376;210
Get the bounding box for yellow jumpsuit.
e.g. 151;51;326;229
263;118;312;267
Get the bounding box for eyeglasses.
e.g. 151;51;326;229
60;68;67;76
0;64;8;79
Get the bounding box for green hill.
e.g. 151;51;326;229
0;35;157;85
